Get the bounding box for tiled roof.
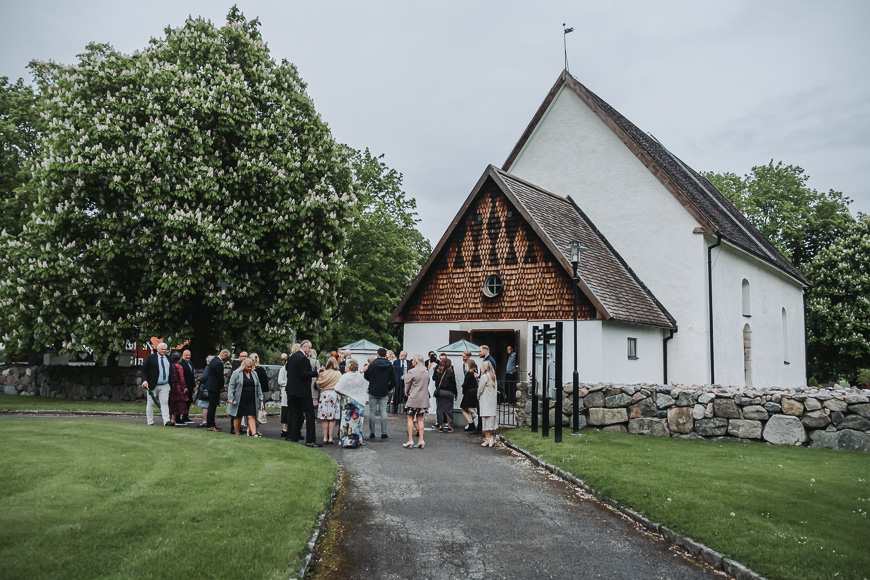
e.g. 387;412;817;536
503;71;809;286
492;168;675;329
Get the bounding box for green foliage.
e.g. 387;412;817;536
704;161;855;268
0;76;42;236
0;9;356;359
318;148;431;353
805;215;870;380
506;428;870;580
857;368;870;386
0;419;335;578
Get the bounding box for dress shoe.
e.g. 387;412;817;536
381;433;388;439
464;424;474;432
413;441;425;449
207;427;221;432
305;442;323;448
370;432;375;439
164;421;175;427
402;441;414;448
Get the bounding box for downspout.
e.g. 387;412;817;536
803;290;809;385
663;327;676;385
708;234;723;385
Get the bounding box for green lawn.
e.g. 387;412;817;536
0;394;280;414
504;428;869;580
0;419;336;579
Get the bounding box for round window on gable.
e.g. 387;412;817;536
483;274;503;298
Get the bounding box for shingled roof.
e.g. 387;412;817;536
502;71;809;286
391;165;675;329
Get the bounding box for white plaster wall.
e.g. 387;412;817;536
711;243;807;387
508;86;712;385
601;322;665;384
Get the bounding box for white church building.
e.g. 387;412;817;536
392;71;808;388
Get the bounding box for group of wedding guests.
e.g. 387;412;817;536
141;340;501;449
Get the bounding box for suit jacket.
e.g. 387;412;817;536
285;350;319;398
393;359;409;390
180;359;196;392
140;352;171;388
204;355;226;393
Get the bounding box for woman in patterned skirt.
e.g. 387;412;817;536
403;354;430;449
334;358;369;448
315;356;342;444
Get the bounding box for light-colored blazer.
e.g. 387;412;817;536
477;374;497;417
226;368;263;417
404;365;430;409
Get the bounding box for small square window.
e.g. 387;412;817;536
627;337;638;360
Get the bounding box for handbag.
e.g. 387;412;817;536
196;386;209;402
257;403;268;425
433;370;446;398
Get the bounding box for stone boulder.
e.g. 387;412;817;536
629;397;657;418
810;429;870;452
628;418;670;437
667;406;694;434
601;424;628;433
713;398;740;419
675;392;695;407
588;407;628;426
584;391;605;408
728;419;762;439
742;405;769;421
848;403;870;418
695;417;728;436
655;393;675;409
804;398;822;411
762;415;807;446
605;393;633;408
837;415;870;431
781;397;804;416
823;399;848;412
801;410;831;429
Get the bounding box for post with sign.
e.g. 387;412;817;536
554;321;563;443
541;323;550;438
531;325;539;433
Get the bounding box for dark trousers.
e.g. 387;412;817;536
289;395;316;443
206;389;221;427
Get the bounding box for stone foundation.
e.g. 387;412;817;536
513;383;870;453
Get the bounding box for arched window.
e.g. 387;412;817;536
782;308;790;364
742;279;751;317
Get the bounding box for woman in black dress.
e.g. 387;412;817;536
459;358;478;432
227;358;264;437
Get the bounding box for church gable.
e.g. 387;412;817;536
397;178;597;323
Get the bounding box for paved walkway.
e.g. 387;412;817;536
306;413;718;580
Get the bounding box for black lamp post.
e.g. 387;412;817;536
566;240;587;434
219;281;229;351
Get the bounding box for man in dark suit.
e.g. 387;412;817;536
392;351;409;413
285;340;321;447
179;349;197;424
141;342;173;426
204;349;230;431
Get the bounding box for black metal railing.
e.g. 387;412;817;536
497;379;520;427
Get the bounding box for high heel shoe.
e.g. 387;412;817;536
402;441;414;448
414;441;425;449
488;438;494;447
481;439;491;447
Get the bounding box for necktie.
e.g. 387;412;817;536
160;356;167;384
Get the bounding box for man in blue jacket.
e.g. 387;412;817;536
365;347;395;439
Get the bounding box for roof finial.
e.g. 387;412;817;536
563;23;575;72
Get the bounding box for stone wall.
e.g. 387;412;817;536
513;383;870;453
0;364;283;403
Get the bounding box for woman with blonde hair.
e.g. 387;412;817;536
403;354;430;449
227;358;264;437
316;356;342;444
477;360;498;447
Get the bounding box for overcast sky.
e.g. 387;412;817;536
2;0;868;244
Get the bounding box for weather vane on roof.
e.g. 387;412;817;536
563;23;575;72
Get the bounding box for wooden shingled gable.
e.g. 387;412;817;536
391;165;675;329
392;172;597;323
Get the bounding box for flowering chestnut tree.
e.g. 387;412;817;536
0;8;355;359
805;215;870;380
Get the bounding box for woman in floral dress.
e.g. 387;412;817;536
315;356;342;444
334;358;369;448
